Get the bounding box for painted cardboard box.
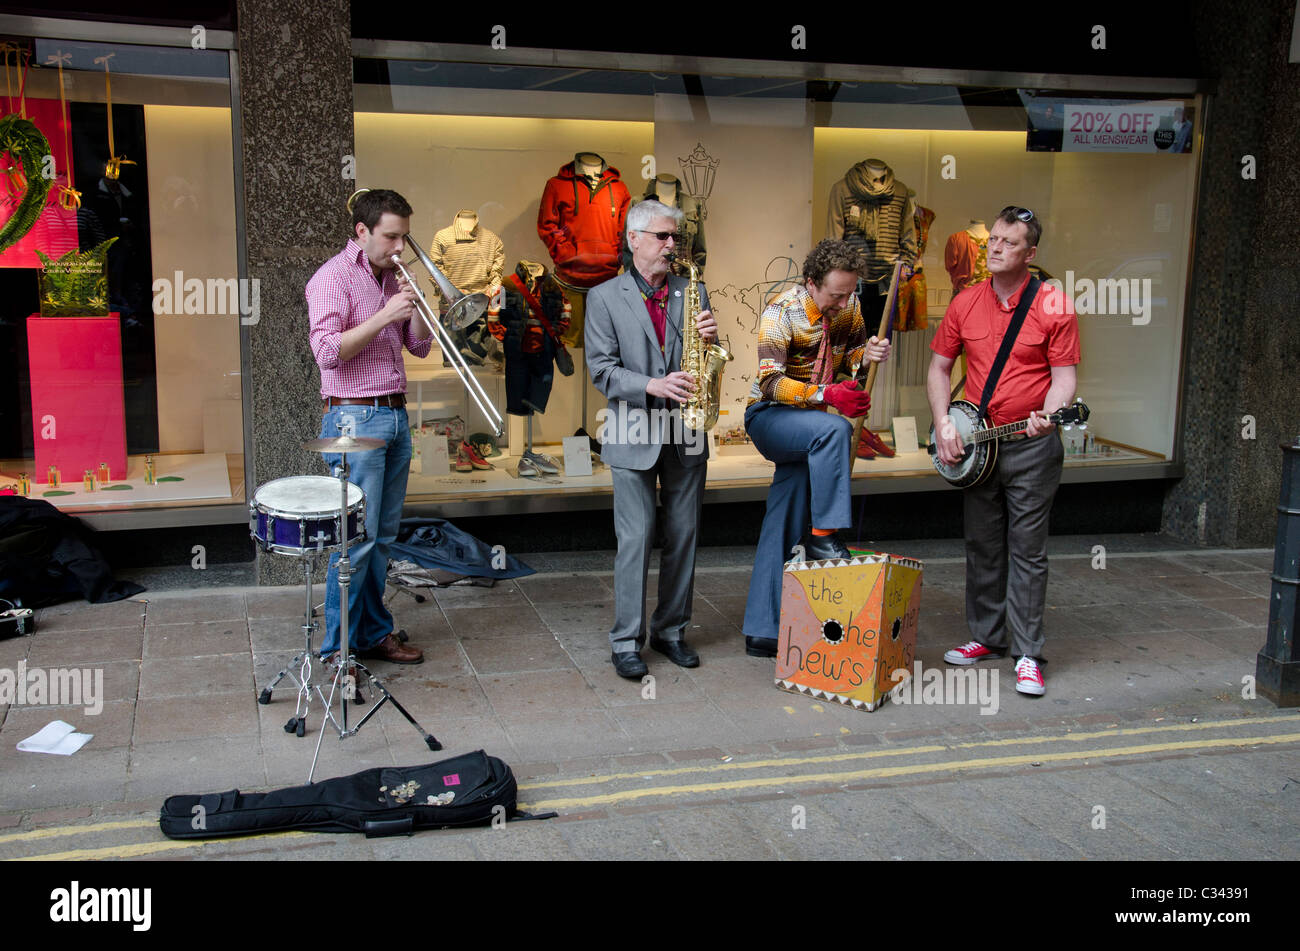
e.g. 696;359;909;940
776;553;923;711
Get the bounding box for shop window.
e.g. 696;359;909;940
0;36;244;513
350;56;1196;504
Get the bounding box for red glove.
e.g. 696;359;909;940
822;380;871;417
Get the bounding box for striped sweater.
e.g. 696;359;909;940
825;178;917;283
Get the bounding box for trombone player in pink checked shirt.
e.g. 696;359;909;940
305;188;431;666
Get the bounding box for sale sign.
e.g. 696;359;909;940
1063;100;1194;153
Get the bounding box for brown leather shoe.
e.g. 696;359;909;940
357;633;424;665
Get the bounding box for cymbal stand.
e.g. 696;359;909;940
308;448;441;784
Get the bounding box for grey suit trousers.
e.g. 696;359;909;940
609;445;706;653
963;431;1063;660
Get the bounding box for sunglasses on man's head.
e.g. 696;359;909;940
1001;206;1035;222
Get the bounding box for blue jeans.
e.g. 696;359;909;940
741;402;853;642
318;404;411;655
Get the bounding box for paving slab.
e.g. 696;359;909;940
127;735;267;801
478;668;598;718
146;592;248;625
134;691;259;743
497;709;632;761
612;700;748;749
0;699;135;750
140;652;254;699
36;598;147;633
460;632;576;675
442;603;549;640
145;620;251;658
24;625;143;667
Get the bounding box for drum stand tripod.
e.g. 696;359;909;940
255;436;442;785
305;441;441;784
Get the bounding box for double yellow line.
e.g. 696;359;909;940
5;714;1297;860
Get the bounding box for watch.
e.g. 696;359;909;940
811;386;825;405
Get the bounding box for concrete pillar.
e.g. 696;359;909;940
236;0;353;583
1164;0;1300;547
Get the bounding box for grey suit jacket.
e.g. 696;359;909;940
585;270;711;471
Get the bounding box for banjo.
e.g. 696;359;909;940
927;398;1090;488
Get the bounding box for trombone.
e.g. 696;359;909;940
392;253;504;438
347;188;503;437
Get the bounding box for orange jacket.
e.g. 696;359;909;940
537;160;631;288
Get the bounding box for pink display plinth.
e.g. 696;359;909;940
27;314;128;483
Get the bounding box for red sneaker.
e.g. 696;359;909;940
459;441;493;470
943;640;1003;665
1015;656;1045;695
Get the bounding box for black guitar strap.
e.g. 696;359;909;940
976;276;1040;423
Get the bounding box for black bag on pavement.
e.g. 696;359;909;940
159;750;551;839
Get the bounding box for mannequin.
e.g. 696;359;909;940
896;196;935;333
430;210;504;298
825;161;913;463
537;151;632;349
618;173;707;275
825;158;916;327
576;152;604;179
493;260;569;477
431;210;506;366
944;219;992;294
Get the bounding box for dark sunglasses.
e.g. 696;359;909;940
1001;206;1035;222
637;230;678;241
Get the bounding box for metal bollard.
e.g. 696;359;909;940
1257;440;1300;707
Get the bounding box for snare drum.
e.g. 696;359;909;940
250;476;365;556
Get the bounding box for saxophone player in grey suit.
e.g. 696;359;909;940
585;200;719;679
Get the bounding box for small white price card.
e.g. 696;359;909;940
562;436;593;477
892;416;920;454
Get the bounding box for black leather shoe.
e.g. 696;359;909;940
611;651;648;679
649;637;699;668
804;533;851;562
745;636;778;658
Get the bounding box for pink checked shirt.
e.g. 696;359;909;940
306;239;434;398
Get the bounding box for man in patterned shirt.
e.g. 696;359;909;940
741;239;891;658
306;189;430;666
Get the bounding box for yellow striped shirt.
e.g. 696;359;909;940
748;284;867;406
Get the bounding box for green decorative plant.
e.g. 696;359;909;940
36;238;117;317
0;114;53;255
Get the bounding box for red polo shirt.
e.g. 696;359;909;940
931;272;1080;426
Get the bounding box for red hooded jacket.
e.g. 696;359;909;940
537;159;631;288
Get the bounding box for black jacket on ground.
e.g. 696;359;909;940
0;496;145;608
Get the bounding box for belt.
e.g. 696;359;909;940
323;394;406;411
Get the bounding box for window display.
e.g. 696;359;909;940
355;58;1197;512
0;34;244;520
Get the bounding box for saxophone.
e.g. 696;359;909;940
678;257;733;431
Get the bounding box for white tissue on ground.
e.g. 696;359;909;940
17;720;93;755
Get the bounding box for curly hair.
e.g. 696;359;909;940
802;239;865;286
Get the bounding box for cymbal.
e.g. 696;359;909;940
302;435;385;453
